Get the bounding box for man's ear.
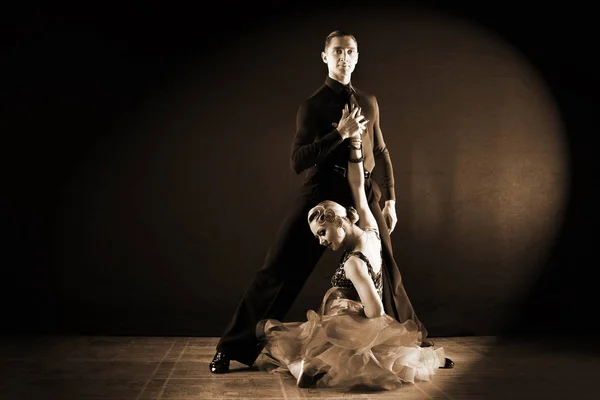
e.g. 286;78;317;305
321;51;327;64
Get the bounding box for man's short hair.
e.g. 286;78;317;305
324;30;358;51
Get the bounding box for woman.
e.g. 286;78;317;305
255;106;450;391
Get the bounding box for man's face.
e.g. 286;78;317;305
322;36;359;82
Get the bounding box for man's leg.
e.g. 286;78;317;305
367;193;429;340
214;195;326;368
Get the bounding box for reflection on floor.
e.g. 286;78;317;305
0;335;597;399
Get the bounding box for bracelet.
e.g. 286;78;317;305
348;142;362;150
348;155;364;163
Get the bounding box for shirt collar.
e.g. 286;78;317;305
325;76;355;95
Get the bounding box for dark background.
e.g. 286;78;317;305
2;1;597;343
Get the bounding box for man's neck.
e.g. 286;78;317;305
329;72;351;85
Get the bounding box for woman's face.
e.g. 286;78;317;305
309;219;346;251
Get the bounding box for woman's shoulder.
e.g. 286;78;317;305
363;226;381;241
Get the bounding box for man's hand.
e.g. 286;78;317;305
382;200;397;234
337;103;368;139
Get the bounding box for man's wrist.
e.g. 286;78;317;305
384;200;396;208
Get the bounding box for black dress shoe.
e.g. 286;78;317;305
440;357;455;369
296;360;327;388
420;339;434;348
209;351;230;374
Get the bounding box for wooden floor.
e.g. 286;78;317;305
0;335;597;399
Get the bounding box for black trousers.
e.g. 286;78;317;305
216;174;427;366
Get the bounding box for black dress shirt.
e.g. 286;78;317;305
290;76;396;202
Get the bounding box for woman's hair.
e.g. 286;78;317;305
307;200;359;226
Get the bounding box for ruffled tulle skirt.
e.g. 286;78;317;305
256;287;445;390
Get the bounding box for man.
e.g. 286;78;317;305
210;30;447;374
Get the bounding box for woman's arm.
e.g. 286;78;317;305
344;257;385;318
346;121;378;230
344;106;384;318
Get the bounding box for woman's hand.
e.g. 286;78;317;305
337;104;368;140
